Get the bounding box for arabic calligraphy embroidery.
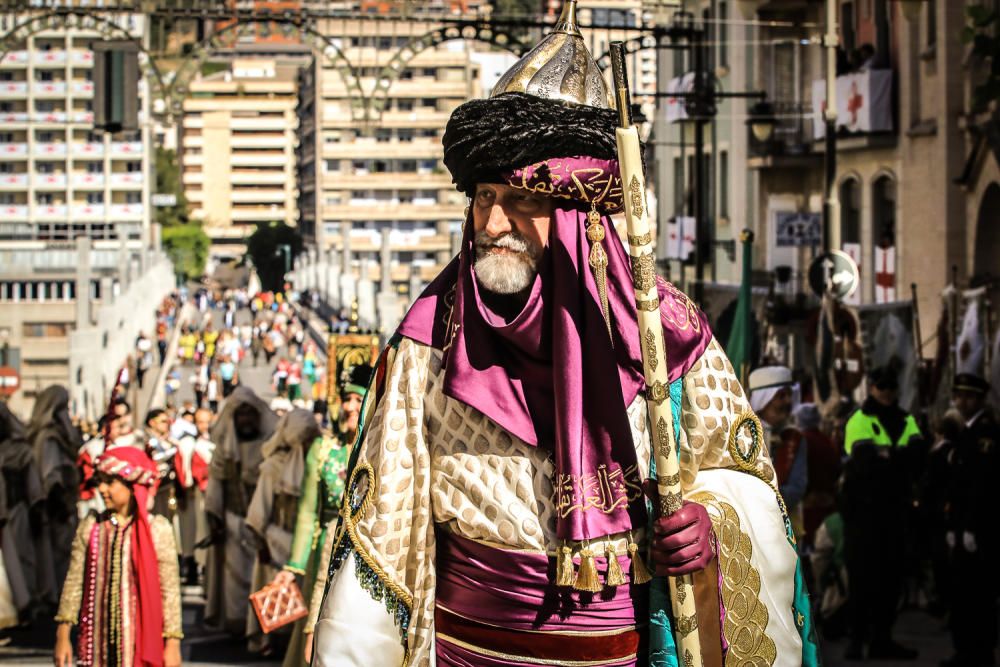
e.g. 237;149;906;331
555;463;644;518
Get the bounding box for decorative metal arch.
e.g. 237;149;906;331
165;17;368;123
594;34;657;70
0;10;171;111
368;21;529;120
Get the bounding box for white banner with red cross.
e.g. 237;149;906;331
811;69;894;139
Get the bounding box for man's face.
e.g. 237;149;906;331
953;390;984;421
195;409;212;435
234;405;260;439
471;183;551;295
760;387;793;426
147;412;170;437
871;383;898;407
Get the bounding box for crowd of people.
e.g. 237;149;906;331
746;362;1000;666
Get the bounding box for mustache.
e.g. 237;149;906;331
474;230;537;256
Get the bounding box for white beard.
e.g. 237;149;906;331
473;231;540;295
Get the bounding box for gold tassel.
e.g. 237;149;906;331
556;542;576;587
574;543;603;593
586;205;613;339
628;535;654;585
605;541;627;587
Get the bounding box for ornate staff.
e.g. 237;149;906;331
610;42;704;667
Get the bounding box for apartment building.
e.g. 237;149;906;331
0;12;155;416
181;58;301;257
299;12;490;299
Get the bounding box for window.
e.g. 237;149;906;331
841;2;857;54
926;0;937;48
399;159;417;172
125;191;141;204
126;160;141;173
398;129;414;142
37;193;54;204
86;161;102;174
375;128;391;143
36;100;55;112
0;132;11;142
421;98;437;109
36;162;54;174
0;102;11;113
839;178;861;245
0;163;12;174
37;131;55;142
397;99;414;112
36;70;53;82
86;192;103;204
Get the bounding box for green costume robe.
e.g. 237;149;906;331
282;434;351;667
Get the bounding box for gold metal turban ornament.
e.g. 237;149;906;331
490;0;614;110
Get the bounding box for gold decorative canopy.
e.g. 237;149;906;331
490;0;614;109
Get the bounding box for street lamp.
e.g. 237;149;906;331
747;100;777;144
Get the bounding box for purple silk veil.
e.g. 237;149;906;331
397;203;712;543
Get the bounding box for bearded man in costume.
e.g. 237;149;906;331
313;3;817;665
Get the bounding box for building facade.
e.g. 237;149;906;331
181;57;302;257
0;12;155;417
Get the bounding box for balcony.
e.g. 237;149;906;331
34;81;68;97
72;142;105;157
231;190;287;203
34;50;68;67
230;171;287;185
323;172;451;189
0;51;29;68
230;206;289;222
70;50;94;67
0;173;28;189
322;141;440;160
36;173;68;188
74;204;106;219
72;173;105;188
231;154;288;167
323;203;459;221
0;81;28;97
109;141;143;157
0;112;30;123
35;142;67;157
109;203;144;219
35;204;69;219
72;81;94;97
70;111;94;124
0;204;28;219
0;143;28;158
110;172;143;188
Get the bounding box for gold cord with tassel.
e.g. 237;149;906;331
574;541;603;593
556;541;576;587
627;532;653;585
586;204;613;339
604;541;627;587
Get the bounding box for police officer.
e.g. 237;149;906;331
841;367;922;661
942;373;999;667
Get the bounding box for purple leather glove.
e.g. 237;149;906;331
651;501;716;577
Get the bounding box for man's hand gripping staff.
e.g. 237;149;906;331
610;42;711;667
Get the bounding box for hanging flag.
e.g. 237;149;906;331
665;216;695;260
874;245;896;304
725;230;755;384
956;288;986;376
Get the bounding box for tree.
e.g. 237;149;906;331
162;224;210;282
245;221;304;293
963;5;1000;113
154;146;189;229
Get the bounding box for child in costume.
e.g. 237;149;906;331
54;446;183;667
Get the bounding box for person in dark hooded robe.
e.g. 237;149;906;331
28;386;82;595
245;408;321;655
0;401;51;620
203;386;277;636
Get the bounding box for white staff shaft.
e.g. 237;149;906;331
616;124;704;667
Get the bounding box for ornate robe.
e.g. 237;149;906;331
313;327;818;666
56;513;183;666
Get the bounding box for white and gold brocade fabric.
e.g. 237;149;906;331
322;336;796;667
